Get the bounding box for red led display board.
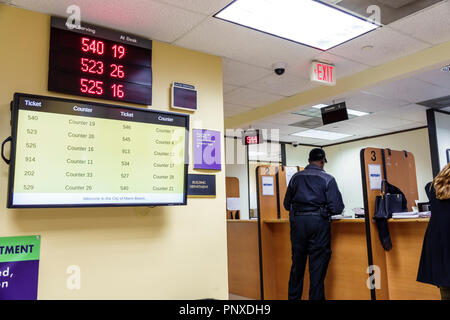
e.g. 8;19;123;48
243;130;262;145
48;17;152;105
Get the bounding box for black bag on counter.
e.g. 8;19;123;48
373;180;407;251
374;180;406;219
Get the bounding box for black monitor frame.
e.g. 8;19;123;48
6;93;189;209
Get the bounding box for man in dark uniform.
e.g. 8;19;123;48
283;148;344;300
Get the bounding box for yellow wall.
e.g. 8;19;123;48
0;5;228;299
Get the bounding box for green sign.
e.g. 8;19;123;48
0;235;41;300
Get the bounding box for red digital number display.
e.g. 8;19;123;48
245;135;260;145
79;37;127;99
48;23;152;105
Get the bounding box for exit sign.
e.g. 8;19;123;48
310;61;336;86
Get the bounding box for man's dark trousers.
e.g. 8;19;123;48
288;212;332;300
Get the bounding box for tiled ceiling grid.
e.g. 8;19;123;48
5;0;450;146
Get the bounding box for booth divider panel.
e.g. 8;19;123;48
385;222;440;300
362;148;390;300
257;166;279;221
226;177;240;219
277;166;301;220
362;148;438;300
227;220;261;299
383;150;418;211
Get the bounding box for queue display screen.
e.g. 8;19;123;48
48;17;152;105
7;93;189;208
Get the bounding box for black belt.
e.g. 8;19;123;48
293;211;322;216
291;204;325;212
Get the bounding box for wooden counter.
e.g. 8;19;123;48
227;219;261;299
261;218;371;300
383;218;439;299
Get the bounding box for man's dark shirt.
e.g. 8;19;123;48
283;164;344;216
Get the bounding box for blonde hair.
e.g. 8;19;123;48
433;163;450;200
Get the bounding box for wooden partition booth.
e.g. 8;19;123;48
360;148;439;300
257;165;370;300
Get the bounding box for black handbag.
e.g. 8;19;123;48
374;180;406;219
373;180;407;251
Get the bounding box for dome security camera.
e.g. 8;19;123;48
272;62;287;76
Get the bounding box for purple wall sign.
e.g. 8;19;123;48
0;235;40;300
193;129;221;170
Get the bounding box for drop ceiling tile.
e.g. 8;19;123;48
174;17;321;69
267;113;312;126
346;113;417;130
281;134;317;144
223;83;238;93
280;135;301;143
156;0;233;15
247;120;280;130
341;91;410;112
12;0;207;43
222;59;271;86
223;103;253;117
321;121;369;136
279;126;307;135
328;26;429;67
389;1;450;45
389;122;427;132
224;87;284;108
246;73;315;97
321;120;389;137
291;137;328;145
246;123;301;136
364;77;450;104
414;68;450;89
377;104;428;123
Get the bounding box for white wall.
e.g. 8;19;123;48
285;144;310;167
225;137;249;219
324;128;433;215
435;111;450;170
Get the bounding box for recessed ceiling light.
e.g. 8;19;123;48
311;103;369;116
346;109;369;116
214;0;379;50
290;129;352;140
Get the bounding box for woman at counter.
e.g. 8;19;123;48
417;163;450;300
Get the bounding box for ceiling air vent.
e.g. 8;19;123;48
417;95;450;109
289;118;323;129
377;0;419;9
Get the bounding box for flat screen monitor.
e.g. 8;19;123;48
7;93;189;208
171;83;197;111
321;102;348;125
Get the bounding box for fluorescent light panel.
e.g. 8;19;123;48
290;129;352;140
215;0;379;50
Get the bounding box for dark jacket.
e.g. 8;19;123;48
417;182;450;287
283;164;344;217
